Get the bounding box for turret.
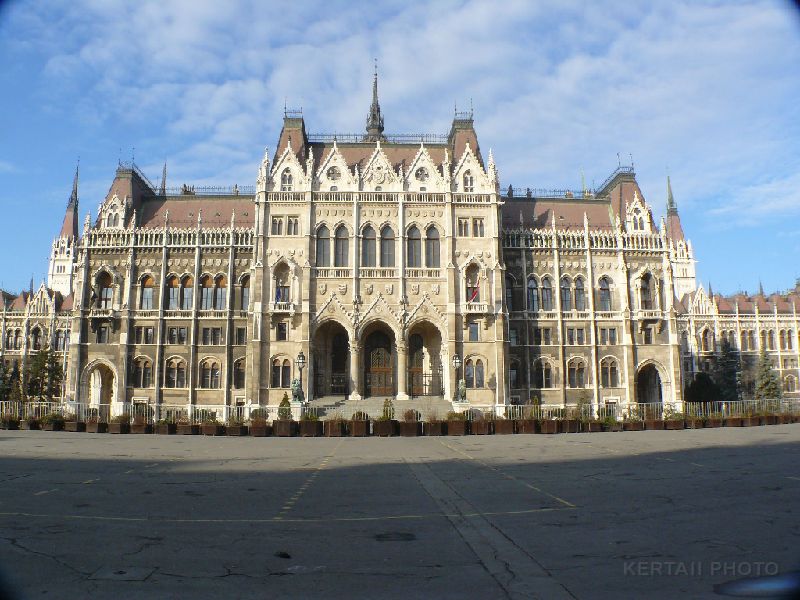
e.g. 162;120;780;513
47;165;79;296
364;62;385;142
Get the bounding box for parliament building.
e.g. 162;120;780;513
2;74;799;418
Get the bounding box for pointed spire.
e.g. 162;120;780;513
59;162;80;238
758;280;765;296
365;59;385;142
159;162;167;195
666;175;677;215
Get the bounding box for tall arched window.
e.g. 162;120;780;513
214;276;227;310
4;331;13;350
380;226;395;267
464;358;485;388
334;225;349;267
271;359;291;388
233;360;246;389
280;168;293;191
740;330;748;351
527;278;539;312
407;226;421;268
166;276;180;309
316;225;330;267
425;226;440;268
165;358;186;388
463;170;474;192
601;358;619;387
282;359;291;388
274;263;290;303
780;330;787;350
533;359;552;388
133;358;152;388
749;331;756;351
788;330;794;351
97;272;113;309
466;265;480;303
200;276;213;310
14;330;22;349
362;225;376;267
574;278;586;311
31;328;41;350
240;276;250;311
640;273;654;310
541;277;553;311
505;276;515;312
768;330;775;350
560;277;572;311
786;375;797;393
140;275;155;310
598;277;612;311
568;359;585;388
200;359;220;389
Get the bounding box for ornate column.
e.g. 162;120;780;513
396;341;408;401
348;340;362;401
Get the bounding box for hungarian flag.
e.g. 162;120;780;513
469;280;480;302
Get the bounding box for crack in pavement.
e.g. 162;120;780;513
0;535;90;578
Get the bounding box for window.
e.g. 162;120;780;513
599;328;617;345
334;225;349;267
463;170;474;192
472;218;484;237
574;278;586;311
276;322;288;341
425;227;440;268
568;359;585;388
200;276;213;310
327;166;341;181
415;167;428;182
464;358;484;388
30;328;41;350
788;331;794;351
240;276;250;311
271;359;292;388
234;360;246;389
165;358;186;388
786;376;797;394
457;218;470;237
380;226;395;267
740;330;749;351
167;327;188;345
14;331;22;349
54;331;66;351
640;273;654;310
598;277;612;311
166;276;180;309
97;272;113;309
533;327;552;345
509;363;519;389
4;332;12;350
527;278;539;312
566;328;585;345
560;277;572;311
271;217;283;236
135;327;155;344
407;226;421;268
466;265;480;303
468;322;479;342
140;276;155;310
181;277;194;310
643;327;653;345
132;358;152;388
362;225;376;267
280;169;293;191
201;327;222;345
533;359;552;388
200;360;221;389
601;358;619;388
316;225;330;267
541;277;553;311
287;217;299;236
509;327;518;346
214;276;227;310
768;330;775;350
505;276;515;311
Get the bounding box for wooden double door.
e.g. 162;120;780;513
365;331;394;397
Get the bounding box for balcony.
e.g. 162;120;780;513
88;308;115;318
133;310;159;319
164;310;192;319
270;302;295;315
359;268;397;278
198;310;227;319
637;309;663;320
406;268;441;278
313;268;352;278
464;302;489;314
595;311;619;320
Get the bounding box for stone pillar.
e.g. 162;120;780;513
348;340;362;401
396;341;409;401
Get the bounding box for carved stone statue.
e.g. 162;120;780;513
457;378;467;402
291;377;305;404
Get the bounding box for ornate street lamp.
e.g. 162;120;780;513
295;350;307;403
451;354;464;402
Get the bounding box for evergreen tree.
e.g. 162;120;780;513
8;362;24;404
684;372;719;403
754;349;782;400
713;338;740;402
44;347;64;401
26;346;63;402
0;361;10;403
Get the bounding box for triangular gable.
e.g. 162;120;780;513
406;144;445;192
362;142;402;192
315;142;357;191
270;140;310;189
357;293;403;330
406;293;446;326
311;293;354;326
452;141;490;193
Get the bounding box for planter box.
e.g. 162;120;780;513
299;420;323;437
20;420;40;430
723;417;743;427
86;422;107;433
494;420;515;435
201;424;225;436
155;423;177;435
740;416;760;427
446;420;468;436
273;420;297;437
517;419;539;434
108;423;130;434
399;421;422;436
131;424;153;434
324;421;346;437
623;421;643;431
349;420;370;437
778;414;792;424
760;415;778;426
226;425;249;436
664;420;685;430
372;420;398;437
1;419;20;430
471;420;493;435
644;419;665;431
560;419;580;433
424;421;446;436
248;424;271;437
705;418;722;428
42;422;65;432
684;419;705;429
539;420;558;434
604;421;622;432
587;421;603;433
64;421;86;432
177;424;200;435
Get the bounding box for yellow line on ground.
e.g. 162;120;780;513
272;440;343;520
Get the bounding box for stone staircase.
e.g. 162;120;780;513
309;395;453;421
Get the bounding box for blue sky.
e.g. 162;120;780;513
1;0;799;296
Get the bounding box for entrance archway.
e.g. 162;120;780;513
407;320;444;397
363;324;396;397
637;363;663;406
81;361;116;406
313;321;350;398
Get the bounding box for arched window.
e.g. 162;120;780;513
380;226;395;267
4;331;13;350
786;375;797;394
728;330;736;348
214;276;227;310
749;330;755;351
271;358;291;388
233;360;246;389
640;273;654;310
463;170;474;192
200;359;220;389
181;276;194;310
568;359;586;388
14;330;22;349
165;358;186;388
601;358;618;388
274;263;290;303
768;330;776;350
133;358;152;388
505;276;515;312
466;265;480;303
316;225;330;267
97;272;113;309
574;278;586;311
681;331;689;352
533;359;553;389
598;277;612;311
362;225;376;267
334;225;349;267
560;277;572;311
166;276;179;309
527;278;539;312
425;226;440;268
280;168;293;191
464;358;484;388
541;277;553;311
407;226;421;268
55;330;66;351
701;329;711;352
113;213;120;227
741;330;748;351
31;328;41;350
200;276;213;310
239;276;250;311
788;330;794;351
140;275;155;310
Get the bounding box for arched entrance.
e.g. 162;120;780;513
407;320;444;397
313;321;350;398
363;324;396;397
637;363;663;405
81;361;116;406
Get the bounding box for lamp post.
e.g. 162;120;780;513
451;354;462;402
295;350;306;404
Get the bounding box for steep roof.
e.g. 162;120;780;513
137;195;255;229
501;196;615;230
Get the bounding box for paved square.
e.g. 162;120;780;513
0;426;798;599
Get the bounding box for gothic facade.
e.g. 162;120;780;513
2;80;798;415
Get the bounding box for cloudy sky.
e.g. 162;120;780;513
1;0;799;296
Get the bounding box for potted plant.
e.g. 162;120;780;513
20;415;40;430
446;410;468;435
373;399;398;436
350;410;370;437
108;414;131;434
587;417;604;433
560;407;581;433
399;409;422;437
740;408;760;427
40;412;65;432
663;407;685;430
684;414;705;429
470;411;493;435
226;415;249;436
177;416;199;435
324;413;346;437
248;409;271;437
602;414;621;432
705;410;723;428
642;405;665;430
85;410;107;433
494;413;515;435
274;394;297;437
516;405;539;434
299;412;323;437
201;414;225;436
622;405;643;431
424;412;446;436
723;413;743;427
155;418;177;435
131;414;153;434
63;412;85;432
1;412;19;430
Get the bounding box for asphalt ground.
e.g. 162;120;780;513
0;425;798;599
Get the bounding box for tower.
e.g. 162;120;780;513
48;165;79;296
364;62;385;142
665;176;697;301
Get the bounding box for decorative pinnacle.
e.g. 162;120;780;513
365;59;385;141
666;175;677;215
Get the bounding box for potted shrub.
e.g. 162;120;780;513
424;412;446;436
587;417;604;433
684;415;705;429
85;412;107;433
602;415;621;432
350;410;370;437
663;407;685;430
373;399;398;437
201;414;225;436
539;410;559;433
324;413;347;437
108;414;131;434
274;393;297;437
399;409;422;437
226;415;249;436
1;412;19;430
516;405;539;434
20;415;40;430
470;411;492;435
622;405;643;431
248;409;271;437
155;419;177;435
131;414;153;434
177;416;199;435
723;414;743;427
299;412;323;437
705;411;723;428
446;410;468;435
40;412;65;432
560;411;580;433
63;412;85;432
494;413;515;435
740;408;760;427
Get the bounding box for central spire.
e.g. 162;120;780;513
365;59;385;142
666;175;677;215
